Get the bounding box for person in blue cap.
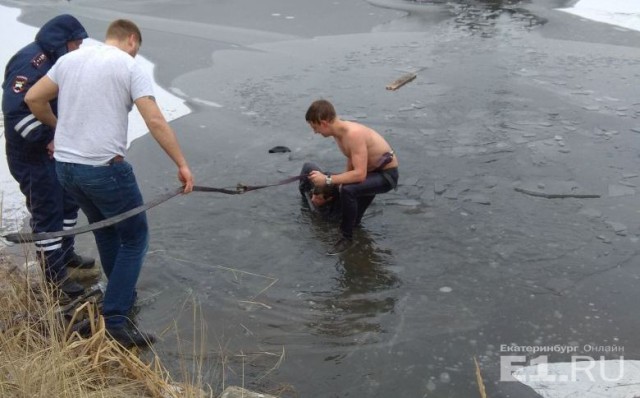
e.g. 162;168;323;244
2;14;95;298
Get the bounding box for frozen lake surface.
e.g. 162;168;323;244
2;1;640;397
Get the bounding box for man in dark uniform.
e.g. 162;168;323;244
299;162;342;221
2;14;95;297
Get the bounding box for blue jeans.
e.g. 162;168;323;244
56;160;149;329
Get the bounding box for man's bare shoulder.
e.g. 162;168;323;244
345;121;375;137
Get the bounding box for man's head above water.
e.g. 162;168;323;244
311;184;336;207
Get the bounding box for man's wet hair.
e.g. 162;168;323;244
312;184;335;200
305;99;336;124
106;19;142;45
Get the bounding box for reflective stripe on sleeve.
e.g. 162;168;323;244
15;114;44;138
15;114;36;131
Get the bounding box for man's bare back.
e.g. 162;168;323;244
334;121;399;172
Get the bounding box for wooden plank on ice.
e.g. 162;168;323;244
385;72;417;91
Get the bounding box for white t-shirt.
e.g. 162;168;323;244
48;44;154;165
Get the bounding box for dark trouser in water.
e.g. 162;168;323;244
6;151;80;283
340;167;398;239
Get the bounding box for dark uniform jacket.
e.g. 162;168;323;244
2;14;88;159
299;162;342;221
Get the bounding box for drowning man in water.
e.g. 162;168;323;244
299;162;342;221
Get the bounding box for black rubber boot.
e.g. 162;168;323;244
65;252;96;269
58;278;85;299
107;325;157;349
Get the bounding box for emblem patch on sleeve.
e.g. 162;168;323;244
12;76;28;93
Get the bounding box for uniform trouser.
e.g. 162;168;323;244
7;152;79;283
339;168;399;239
56;160;148;330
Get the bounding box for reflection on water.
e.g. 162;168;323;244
368;0;546;36
335;233;401;295
449;0;547;36
300;204;401;341
411;0;523;5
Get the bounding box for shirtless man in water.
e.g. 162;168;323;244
305;99;399;255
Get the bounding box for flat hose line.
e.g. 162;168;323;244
2;175;302;244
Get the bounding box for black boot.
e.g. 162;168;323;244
67;318;92;338
107;324;157;349
57;278;85;299
65;252;96;269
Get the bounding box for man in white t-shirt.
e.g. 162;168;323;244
25;19;194;349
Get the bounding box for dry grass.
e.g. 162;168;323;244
474;356;487;398
0;221;290;397
0;253;211;398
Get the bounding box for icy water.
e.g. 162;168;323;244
7;0;640;396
